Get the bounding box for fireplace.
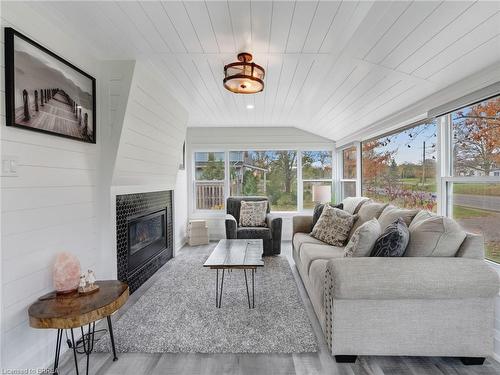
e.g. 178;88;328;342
116;191;173;293
127;209;167;274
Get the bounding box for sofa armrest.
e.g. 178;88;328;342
326;257;499;300
225;214;237;239
293;215;313;236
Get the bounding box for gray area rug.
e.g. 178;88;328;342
95;245;318;353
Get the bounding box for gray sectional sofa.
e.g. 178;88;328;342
292;197;499;365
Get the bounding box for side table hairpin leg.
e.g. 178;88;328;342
107;315;118;361
53;329;63;375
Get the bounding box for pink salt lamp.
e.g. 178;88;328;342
53;252;81;294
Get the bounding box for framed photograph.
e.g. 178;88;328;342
4;27;96;143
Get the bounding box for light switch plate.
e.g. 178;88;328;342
1;155;19;177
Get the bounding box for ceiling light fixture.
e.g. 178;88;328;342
223;52;265;94
246;104;254;109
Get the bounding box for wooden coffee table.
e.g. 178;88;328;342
203;239;264;308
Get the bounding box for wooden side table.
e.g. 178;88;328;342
28;280;129;375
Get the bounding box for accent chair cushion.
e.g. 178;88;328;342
378;205;419;231
370;218;409;257
239;200;268;227
344;218;381;257
311;206;357;246
349;201;388;237
406;210;466;257
312;202;343;228
237;227;271;240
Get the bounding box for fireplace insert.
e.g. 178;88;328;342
127;208;167;275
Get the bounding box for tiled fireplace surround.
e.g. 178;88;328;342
116;190;173;293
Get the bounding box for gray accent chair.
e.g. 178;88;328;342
225;196;282;256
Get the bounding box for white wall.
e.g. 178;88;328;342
1;3;101;369
186;127;335;241
0;5;189;370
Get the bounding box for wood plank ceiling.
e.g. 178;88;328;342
26;1;500;141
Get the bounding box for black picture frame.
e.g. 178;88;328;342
4;27;96;143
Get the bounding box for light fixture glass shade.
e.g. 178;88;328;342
312;184;332;203
224;53;265;94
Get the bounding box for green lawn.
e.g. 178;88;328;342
452;205;495;219
453;183;500;196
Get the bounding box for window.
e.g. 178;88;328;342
301;151;333;209
361;121;438;211
445;95;500;263
340;146;357;199
448;182;500;263
194;152;225;210
229;150;297;211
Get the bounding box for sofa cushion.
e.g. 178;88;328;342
455;233;484;260
370;218;409;257
311;206;357;246
344;218;381;257
239;200;268;227
300;243;345;273
293;233;325;255
237;227;271;240
349;201;388;237
378;205;419;231
313;202;343;228
341;197;371;214
406;211;466;257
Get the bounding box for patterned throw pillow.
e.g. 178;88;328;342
312;203;343;228
311;205;357;246
370;218;409;257
239;200;268;227
344;218;381;257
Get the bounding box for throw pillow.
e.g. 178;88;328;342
341;197;371;214
311;206;357;246
378;205;419;231
370;218;409;257
348;201;388;238
312;203;343;228
405;212;466;257
239;200;268;227
344;218;381;257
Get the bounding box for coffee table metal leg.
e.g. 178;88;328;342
252;269;255;308
244;270;251;308
53;329;63;375
218;269;225;308
215;269;219;307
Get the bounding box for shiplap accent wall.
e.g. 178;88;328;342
0;3;100;369
112;61;187;188
187;127;334;241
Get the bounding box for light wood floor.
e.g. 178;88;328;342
56;242;500;375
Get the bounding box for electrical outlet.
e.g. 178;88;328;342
1;155;19;177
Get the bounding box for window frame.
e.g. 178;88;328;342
192;150;226;213
359;118;440;211
439;97;500;264
300;150;335;211
338;144;360;201
190;147;335;214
